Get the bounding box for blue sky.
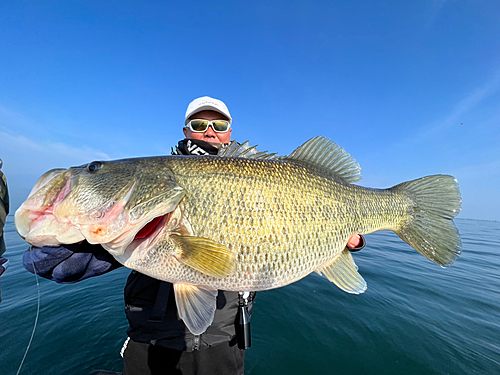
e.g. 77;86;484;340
0;1;499;220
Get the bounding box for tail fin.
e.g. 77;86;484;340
391;175;462;267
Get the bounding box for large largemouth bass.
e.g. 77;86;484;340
15;137;462;334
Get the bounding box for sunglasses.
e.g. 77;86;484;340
185;119;231;133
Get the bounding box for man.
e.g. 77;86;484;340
0;158;9;303
23;96;365;374
120;97;253;375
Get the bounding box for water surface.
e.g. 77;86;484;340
1;214;499;374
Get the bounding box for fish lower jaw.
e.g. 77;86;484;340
14;207;48;239
24;229;85;247
15;208;86;246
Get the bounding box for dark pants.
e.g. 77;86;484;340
123;338;245;375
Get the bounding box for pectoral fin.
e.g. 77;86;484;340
171;235;235;278
174;283;218;335
316;248;367;294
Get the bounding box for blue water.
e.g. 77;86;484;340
1;210;499;374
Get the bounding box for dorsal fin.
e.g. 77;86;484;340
218;141;277;160
283;136;362;183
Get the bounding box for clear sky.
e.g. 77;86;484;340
0;1;499;220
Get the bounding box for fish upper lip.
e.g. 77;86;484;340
14;175;71;239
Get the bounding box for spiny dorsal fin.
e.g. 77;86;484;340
218;140;277;160
283;136;362;183
316;248;367;294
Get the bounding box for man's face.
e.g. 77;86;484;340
183;110;232;144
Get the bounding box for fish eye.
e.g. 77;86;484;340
87;161;103;172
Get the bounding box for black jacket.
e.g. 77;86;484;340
124;272;254;351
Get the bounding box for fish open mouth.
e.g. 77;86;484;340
133;213;171;243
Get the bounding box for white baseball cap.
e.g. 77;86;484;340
185;96;232;123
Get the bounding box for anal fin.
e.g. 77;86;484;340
174;283;218;335
316;248;367;294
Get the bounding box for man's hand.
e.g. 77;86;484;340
23;243;121;283
347;234;361;248
347;234;365;252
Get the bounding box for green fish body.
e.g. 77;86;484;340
15;137;462;334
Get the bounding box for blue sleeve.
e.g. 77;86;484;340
23;242;122;284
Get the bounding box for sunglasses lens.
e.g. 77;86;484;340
212;120;230;132
188;120;230;133
189;120;209;132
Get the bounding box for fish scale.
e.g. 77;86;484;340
129;156;404;291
